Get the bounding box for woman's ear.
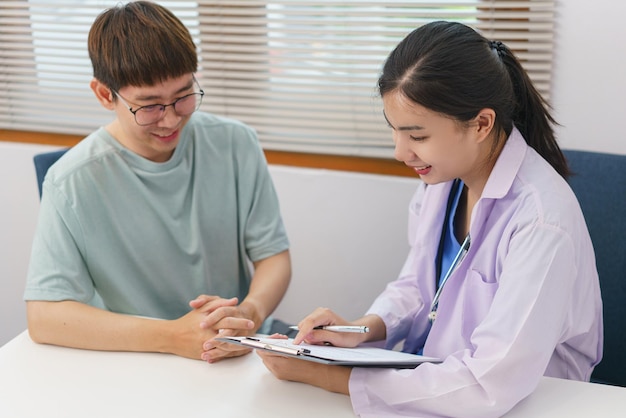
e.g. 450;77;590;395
90;78;115;110
473;108;496;143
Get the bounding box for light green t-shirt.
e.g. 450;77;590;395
25;112;289;320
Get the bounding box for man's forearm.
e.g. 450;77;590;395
26;300;174;354
242;250;292;328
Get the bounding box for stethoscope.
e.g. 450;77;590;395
427;179;471;323
428;233;470;323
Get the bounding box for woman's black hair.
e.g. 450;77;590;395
378;21;569;178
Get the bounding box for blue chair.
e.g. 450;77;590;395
33;148;69;199
563;149;626;387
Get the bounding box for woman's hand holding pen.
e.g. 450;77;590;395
258;309;385;394
292;307;375;347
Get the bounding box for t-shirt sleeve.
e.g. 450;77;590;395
234;126;289;262
24;180;96;303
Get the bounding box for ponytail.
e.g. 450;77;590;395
490;41;570;178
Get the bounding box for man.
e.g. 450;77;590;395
24;1;291;363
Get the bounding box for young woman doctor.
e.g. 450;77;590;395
257;21;603;418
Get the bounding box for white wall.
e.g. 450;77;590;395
0;143;59;346
270;166;418;323
1;0;625;346
552;1;626;155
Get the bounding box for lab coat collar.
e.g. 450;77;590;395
481;126;527;200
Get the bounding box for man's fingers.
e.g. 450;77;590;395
192;296;238;313
201;345;252;363
200;306;254;329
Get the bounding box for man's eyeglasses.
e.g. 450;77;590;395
113;84;204;126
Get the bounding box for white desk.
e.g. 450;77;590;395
2;331;625;418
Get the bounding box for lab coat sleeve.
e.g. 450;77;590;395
350;223;579;418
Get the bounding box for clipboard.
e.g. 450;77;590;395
216;336;441;369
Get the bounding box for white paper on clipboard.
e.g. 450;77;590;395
216;336;441;368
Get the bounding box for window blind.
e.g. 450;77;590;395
0;0;555;158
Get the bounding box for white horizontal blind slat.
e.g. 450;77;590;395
0;0;555;158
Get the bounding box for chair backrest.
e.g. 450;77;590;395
33;148;69;199
562;149;626;387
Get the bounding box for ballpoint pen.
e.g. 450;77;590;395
289;325;370;333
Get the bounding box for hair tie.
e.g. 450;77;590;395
489;40;506;58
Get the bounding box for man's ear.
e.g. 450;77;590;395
90;78;115;110
473;108;496;143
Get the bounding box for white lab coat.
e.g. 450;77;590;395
349;129;603;418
